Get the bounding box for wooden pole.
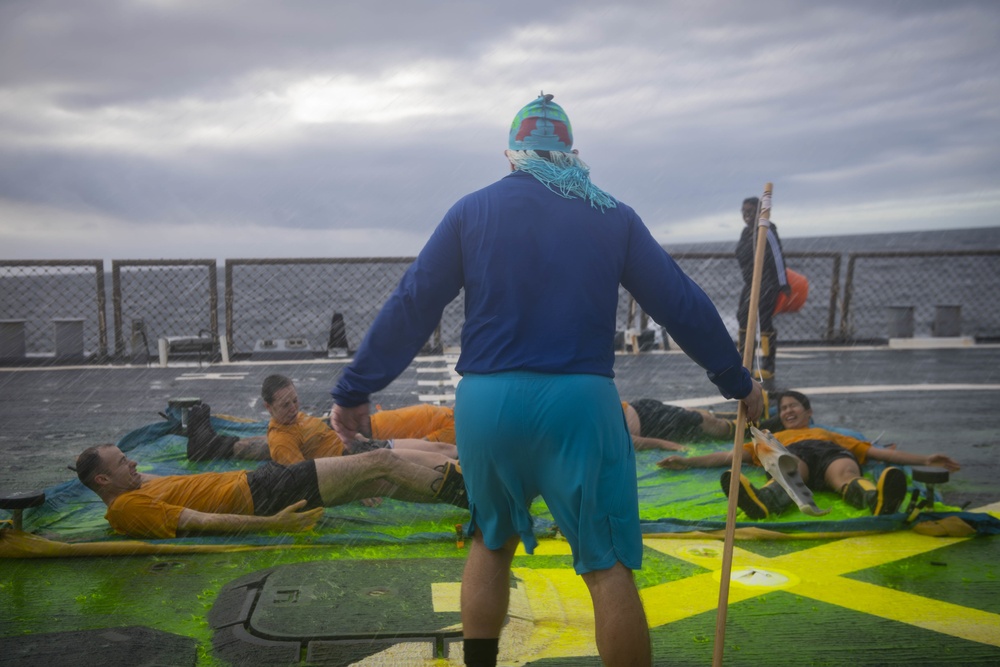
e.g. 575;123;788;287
712;183;772;667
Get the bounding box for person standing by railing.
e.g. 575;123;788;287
736;195;790;390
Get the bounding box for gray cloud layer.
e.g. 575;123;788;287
1;0;998;259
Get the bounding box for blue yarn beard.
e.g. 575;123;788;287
505;150;618;212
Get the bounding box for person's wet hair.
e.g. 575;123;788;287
261;374;294;404
779;390;811;411
71;444;114;491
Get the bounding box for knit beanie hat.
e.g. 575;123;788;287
509;92;573;152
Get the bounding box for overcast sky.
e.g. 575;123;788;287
2;0;998;261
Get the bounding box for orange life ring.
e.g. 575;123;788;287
774;269;808;314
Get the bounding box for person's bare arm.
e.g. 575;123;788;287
865;447;961;472
657;449;739;470
632;435;687;452
175;500;323;535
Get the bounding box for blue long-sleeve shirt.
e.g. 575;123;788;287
332;170;752;406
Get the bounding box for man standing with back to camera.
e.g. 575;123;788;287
330;92;762;667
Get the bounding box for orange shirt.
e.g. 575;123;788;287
268;413;344;464
267;406;456;465
744;426;872;466
105;471;253;539
372;404;455;443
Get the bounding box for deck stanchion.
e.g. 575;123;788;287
713;183;773;667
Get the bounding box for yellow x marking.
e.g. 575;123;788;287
642;531;1000;646
434;504;1000;662
450;528;1000;662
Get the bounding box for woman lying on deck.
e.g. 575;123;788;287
186;374;458;463
656;390;960;518
186;375;739;461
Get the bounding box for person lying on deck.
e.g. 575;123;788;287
72;444;467;539
187;374;735;461
186;374;458;464
622;399;742;451
656;390;960;518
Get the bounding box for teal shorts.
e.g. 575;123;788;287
455;372;642;574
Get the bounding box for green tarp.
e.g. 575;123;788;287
3;407;996;556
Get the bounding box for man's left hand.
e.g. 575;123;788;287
741;380;765;425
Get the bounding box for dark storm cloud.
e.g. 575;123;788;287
0;0;541;105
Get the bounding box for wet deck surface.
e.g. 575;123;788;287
2;343;999;665
3;342;998;505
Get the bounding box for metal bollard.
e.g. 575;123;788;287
53;318;85;360
933;305;961;337
887;306;914;338
0;319;27;360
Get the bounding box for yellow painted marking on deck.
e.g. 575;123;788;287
641;571;759;627
431;582;461;612
432;530;998;662
640;533;1000;647
510;567;599;661
768;531;967;576
516;539;573;557
715;566;799;590
796;576;1000;646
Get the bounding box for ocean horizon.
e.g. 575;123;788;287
666;224;1000;255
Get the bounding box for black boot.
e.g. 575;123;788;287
756;330;777;391
721;471;793;519
842;468;907;515
187;404;239;462
432;461;469;509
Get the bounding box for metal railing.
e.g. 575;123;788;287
840;250;1000;342
668;252;842;344
225;258;413;357
111;260;218;361
2;249;997;366
0;260;108;361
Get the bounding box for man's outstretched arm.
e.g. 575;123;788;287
175;500;323;535
657;450;733;470
658;446;761;470
865;447;961;471
631;435;687;452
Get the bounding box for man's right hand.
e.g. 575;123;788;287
330;403;371;444
269;500;324;532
